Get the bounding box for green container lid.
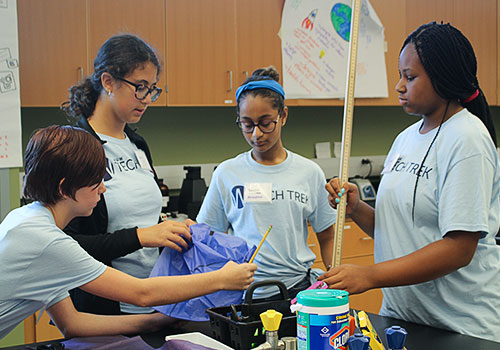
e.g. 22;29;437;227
296;289;349;307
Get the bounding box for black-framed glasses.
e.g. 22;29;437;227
236;115;280;134
116;77;162;102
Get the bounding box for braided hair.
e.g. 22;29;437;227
404;22;498;222
61;34;161;121
236;66;285;116
403;22;497;146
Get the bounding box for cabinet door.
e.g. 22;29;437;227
87;0;167;106
357;0;406;106
308;221;382;314
341;220;374;258
23;312;63;343
308;220;374;268
34;311;63;342
235;0;284;88
450;0;496;105
405;0;497;104
165;0;237;106
17;0;88;107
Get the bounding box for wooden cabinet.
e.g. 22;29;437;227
18;0;167;107
18;0;498;107
165;0;237;106
307;219;383;314
17;0;88;107
405;0;497;105
234;0;284;88
165;0;283;106
23;312;63;344
87;0;167;106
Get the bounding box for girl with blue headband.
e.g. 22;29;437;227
197;67;336;301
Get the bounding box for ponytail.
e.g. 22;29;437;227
60;76;100;122
60;34;161;123
404;22;497;146
461;88;497;146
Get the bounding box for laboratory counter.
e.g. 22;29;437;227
2;311;498;349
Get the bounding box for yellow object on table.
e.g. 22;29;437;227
355;310;385;350
260;309;283;332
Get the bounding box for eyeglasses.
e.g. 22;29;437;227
116;77;162;102
236;115;280;134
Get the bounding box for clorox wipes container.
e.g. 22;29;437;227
291;289;349;350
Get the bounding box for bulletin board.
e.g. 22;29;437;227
280;0;388;99
0;0;22;168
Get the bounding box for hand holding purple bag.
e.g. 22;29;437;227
150;223;256;321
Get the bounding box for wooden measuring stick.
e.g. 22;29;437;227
249;225;272;263
332;0;362;268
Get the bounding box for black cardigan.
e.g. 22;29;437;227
64;117;160;315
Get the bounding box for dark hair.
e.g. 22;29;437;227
236;66;285;116
61;34;161;121
403;22;497;146
403;22;498;221
23;125;106;205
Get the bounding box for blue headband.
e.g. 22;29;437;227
235;79;285;101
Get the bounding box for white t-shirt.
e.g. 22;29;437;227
99;133;162;313
0;202;106;339
375;109;500;342
197;150;336;298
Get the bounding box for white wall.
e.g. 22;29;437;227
154;155;386;190
16;155;387;201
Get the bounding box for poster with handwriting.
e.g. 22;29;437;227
281;0;388;99
0;0;22;168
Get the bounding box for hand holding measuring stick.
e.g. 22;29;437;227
248;225;272;263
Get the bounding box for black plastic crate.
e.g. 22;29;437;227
206;280;297;350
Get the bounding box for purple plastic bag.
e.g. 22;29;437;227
150;223;256;321
62;336;217;349
62;335;154;349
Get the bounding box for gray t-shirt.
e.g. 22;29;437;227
197;150;336;298
0;202;106;339
376;109;500;342
98;133;162;313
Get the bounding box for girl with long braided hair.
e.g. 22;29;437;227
320;22;500;342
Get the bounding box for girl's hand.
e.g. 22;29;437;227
325;178;361;215
142;313;185;333
137;220;192;251
184;218;197;227
218;261;257;290
317;264;374;295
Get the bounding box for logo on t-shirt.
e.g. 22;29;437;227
104;158;112;181
231;185;309;209
391;157;432;179
231;185;245;209
103;156;141;182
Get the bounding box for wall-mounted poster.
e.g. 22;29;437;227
281;0;388;99
0;0;22;168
